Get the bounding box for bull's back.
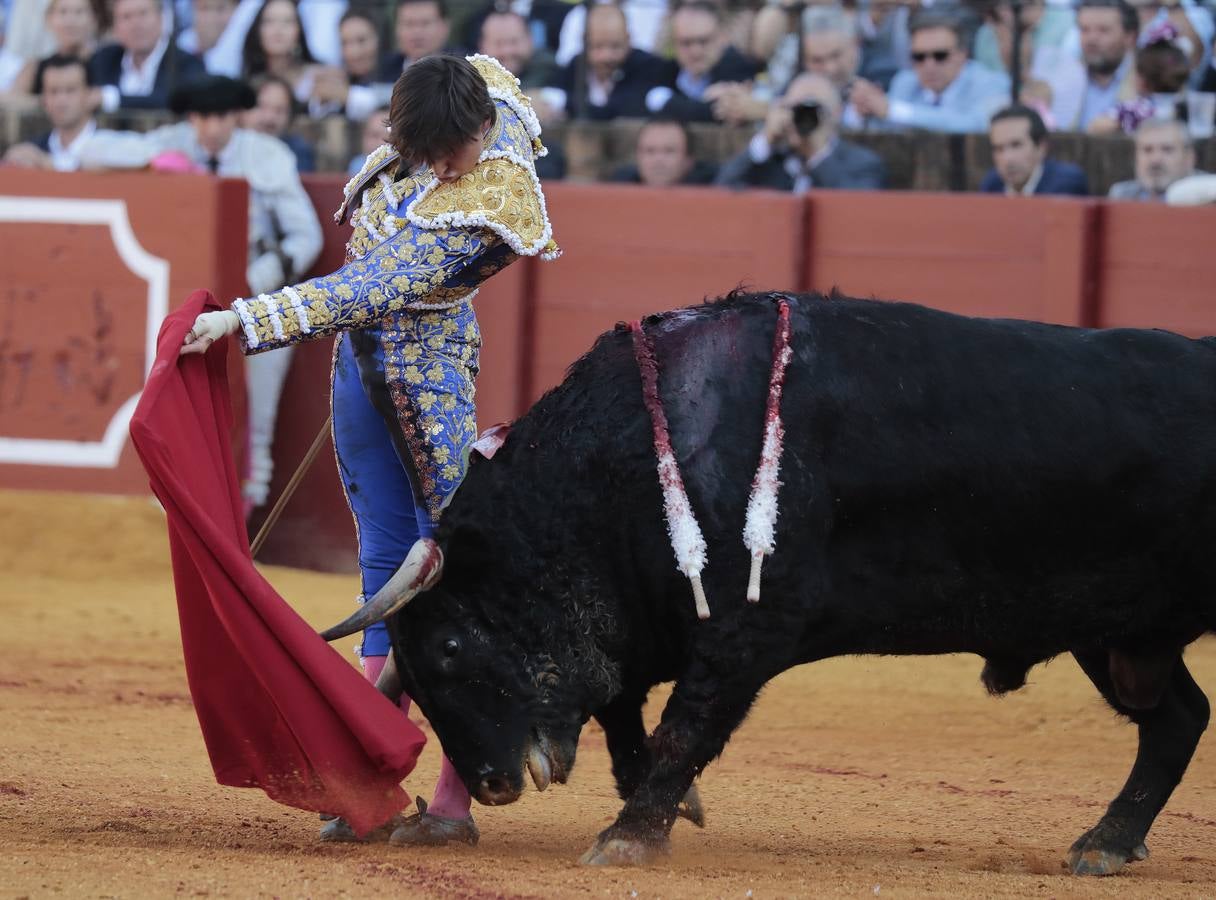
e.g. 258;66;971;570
656;295;1216;657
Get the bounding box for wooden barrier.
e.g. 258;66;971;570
0;169;247;493
805;191;1100;326
4;171;1216;572
527;182;807;402
1095;203;1216;336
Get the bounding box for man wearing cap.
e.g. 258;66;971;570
80;75;323;513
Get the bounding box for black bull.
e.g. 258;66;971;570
338;291;1216;871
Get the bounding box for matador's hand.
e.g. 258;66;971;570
181;310;240;355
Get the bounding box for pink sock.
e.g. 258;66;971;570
362;655;468;818
361;655;412;715
426;755;472;820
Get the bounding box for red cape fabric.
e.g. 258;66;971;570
129;290;424;835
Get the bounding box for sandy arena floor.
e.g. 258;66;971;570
3;489;1216;899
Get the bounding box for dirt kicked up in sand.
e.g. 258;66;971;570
3;490;1216;899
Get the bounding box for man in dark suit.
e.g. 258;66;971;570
980;105;1089;196
376;0;465;82
88;0;205;112
715;73;886;192
609;118;717;186
643;0;761;123
548;3;668;120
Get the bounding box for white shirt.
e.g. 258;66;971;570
119;34;169;96
1007;163;1044;197
48;118;98;171
100;35;169;111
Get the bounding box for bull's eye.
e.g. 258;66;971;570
442;637;461;658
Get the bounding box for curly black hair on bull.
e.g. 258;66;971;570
433;291;807;711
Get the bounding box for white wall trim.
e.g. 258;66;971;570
0;197;170;468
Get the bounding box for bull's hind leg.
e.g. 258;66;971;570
595;692;705;827
1067;648;1210;876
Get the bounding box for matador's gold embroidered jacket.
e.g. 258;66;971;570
230;54;559;525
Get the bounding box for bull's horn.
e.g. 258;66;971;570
319;538;443;641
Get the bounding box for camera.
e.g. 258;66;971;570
791;101;822;137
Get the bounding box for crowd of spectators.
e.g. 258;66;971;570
1;0;1214;204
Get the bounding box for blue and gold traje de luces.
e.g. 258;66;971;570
231;54;558;523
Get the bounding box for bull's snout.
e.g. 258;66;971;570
476;768;523;806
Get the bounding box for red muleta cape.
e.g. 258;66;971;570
129;290;424;835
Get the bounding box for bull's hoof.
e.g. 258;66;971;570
1067;825;1149;876
578;835;670;866
677;784;705;828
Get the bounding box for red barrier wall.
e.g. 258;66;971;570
527;183;807;402
6;173;1216;572
1095;203;1216;335
0;170;248;493
805;191;1100;326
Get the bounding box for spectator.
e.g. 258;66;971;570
555;0;667;68
3;54;108;169
850;9;1009;133
242;0;319;105
1089;26;1190;134
479;9;559;89
347;104;390;175
798;6;864;128
0;0;58;92
463;0;571;55
310;10;394;119
478;9;566;141
970;0;1070;123
80;75;323;511
972;0;1075;77
179;0;262;77
1130;0;1213;84
243;73;315;171
1108;118;1197;200
548;4;669;120
980;105;1088;196
610;117;717;186
376;0;459;82
182;0;237;60
87;0;206;111
4;0;99;97
643;0;762;124
858;0;915;92
715;72;886;192
1045;0;1138;131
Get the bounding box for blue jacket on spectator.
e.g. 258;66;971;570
980;158;1089;196
871;61;1010;134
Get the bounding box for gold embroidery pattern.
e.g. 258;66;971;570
412;157;548;249
380;303;481;524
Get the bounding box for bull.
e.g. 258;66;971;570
323;291;1214;873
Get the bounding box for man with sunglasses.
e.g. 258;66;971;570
850;9;1010;133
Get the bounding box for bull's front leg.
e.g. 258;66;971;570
595;691;705;827
581;662;763;865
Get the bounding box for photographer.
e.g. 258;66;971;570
714;72;886;192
